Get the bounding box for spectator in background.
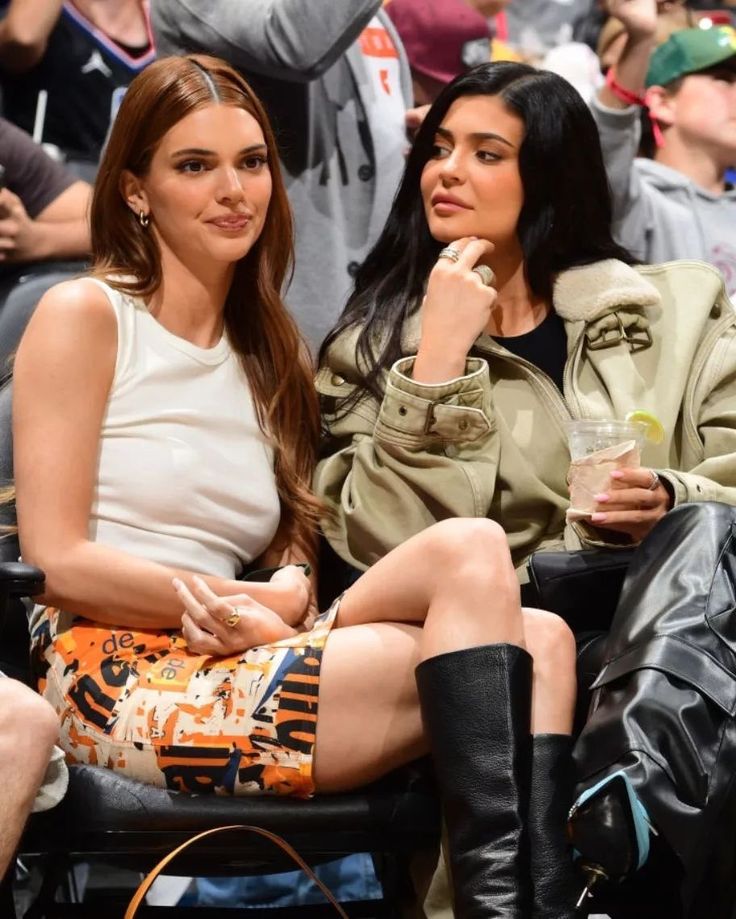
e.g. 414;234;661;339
386;0;495;105
0;0;155;176
0;677;66;877
545;0;699;104
0;118;91;376
152;1;412;352
591;1;736;295
597;0;699;72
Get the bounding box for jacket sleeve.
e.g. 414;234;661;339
659;318;736;506
314;354;500;570
589;96;653;261
152;0;380;82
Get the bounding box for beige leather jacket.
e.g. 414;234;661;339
315;259;736;573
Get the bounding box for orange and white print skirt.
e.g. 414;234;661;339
30;600;339;797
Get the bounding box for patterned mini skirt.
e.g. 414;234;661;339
30;600;339;797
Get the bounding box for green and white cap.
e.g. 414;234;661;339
646;25;736;88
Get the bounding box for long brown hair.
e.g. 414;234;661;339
91;55;321;560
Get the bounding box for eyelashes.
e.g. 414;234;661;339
174;155;269;174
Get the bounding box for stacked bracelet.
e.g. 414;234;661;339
604;68;665;148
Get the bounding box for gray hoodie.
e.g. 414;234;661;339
591;95;736;297
152;1;412;351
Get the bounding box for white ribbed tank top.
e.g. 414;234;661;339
86;278;281;578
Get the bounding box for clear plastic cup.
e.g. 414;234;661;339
565;419;648;461
565;420;648;516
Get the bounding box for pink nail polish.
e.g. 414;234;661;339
591;513;606;523
610;470;624;479
594;493;609;503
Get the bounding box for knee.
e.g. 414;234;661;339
522;608;577;679
425;518;512;574
0;681;59;755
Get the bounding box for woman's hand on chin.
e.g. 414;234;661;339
414;237;497;383
174;575;296;656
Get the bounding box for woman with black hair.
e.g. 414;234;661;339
316;60;736;914
315;60;710;572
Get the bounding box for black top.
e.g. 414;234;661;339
0;2;155;162
491;309;567;393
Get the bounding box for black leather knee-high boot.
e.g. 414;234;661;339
528;734;578;918
415;643;533;918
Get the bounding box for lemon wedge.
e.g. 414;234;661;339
625;410;665;445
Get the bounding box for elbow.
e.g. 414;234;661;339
19;543;76;609
264;27;349;81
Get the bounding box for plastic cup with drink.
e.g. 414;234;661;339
565;418;649;521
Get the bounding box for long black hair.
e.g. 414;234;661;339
320;61;634;402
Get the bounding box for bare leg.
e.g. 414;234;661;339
0;680;60;876
523;607;577;736
314;519;575;791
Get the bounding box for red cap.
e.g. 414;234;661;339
386;0;492;85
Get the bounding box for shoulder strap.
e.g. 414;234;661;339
125;823;349;918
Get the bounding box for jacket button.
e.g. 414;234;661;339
398;406;407;416
459;419;469;431
347;261;361;278
358;164;374;181
330;374;345;386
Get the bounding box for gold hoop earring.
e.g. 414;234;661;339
139;210;150;228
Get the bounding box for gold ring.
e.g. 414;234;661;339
224;609;242;628
438;246;461;263
472;265;495;287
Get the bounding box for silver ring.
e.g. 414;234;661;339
438;246;461;263
472;265;496;287
647;470;660;491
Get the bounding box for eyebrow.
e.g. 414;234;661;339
435;126;515;148
170;144;268;157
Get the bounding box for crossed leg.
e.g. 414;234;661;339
313;519;576;792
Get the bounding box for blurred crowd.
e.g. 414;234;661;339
0;0;733;363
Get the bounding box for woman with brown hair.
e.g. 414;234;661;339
12;54;578;917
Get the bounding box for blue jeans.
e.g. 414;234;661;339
186;853;382;907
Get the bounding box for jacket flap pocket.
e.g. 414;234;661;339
592;634;736;715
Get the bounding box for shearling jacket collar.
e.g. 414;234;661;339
400;259;664;356
552;259;661;322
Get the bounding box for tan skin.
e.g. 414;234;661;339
0;181;91;263
14;100;576;794
415;93;671;541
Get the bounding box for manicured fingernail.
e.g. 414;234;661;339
594;493;609;503
610;470;624;479
591;513;606;523
172;578;183;590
